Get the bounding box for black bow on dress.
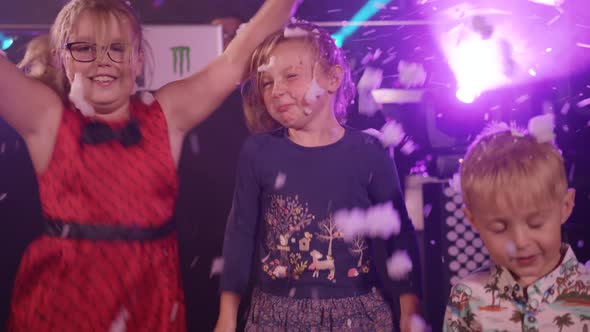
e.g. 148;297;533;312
81;118;142;147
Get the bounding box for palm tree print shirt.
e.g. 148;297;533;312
444;245;590;332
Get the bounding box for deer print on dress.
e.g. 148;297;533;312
310;214;344;281
309;250;335;280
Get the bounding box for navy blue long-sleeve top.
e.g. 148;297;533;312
221;127;421;299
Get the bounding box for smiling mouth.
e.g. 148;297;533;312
91;75;117;85
515;255;537;266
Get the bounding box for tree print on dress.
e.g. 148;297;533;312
261;194;315;280
307;214;343;281
347;235;370;278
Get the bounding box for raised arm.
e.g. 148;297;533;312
0;53;62;139
156;0;300;135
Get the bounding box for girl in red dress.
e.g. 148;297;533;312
0;0;300;330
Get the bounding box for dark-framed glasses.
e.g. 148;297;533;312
65;42;131;63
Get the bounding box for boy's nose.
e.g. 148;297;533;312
511;226;530;250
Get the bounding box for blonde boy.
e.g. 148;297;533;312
444;117;590;332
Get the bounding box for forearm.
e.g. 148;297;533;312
218;291;241;324
400;293;420;316
224;0;299;68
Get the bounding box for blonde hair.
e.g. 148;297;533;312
460;124;568;212
241;21;356;134
18;35;63;97
50;0;147;95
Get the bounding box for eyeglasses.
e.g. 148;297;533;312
65;42;131;63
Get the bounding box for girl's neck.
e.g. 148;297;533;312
90;99;132;122
287;114;344;147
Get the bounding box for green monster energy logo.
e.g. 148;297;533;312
171;46;191;76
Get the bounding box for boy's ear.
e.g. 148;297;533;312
560;188;576;225
463;206;478;231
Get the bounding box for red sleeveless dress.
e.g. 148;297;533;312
8;99;185;331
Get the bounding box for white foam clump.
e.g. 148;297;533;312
398;61;427;88
362;121;405;148
304;77;326;105
209;257;225;278
69;73;95;117
527;113;555;143
386;250;413;280
108;307;129;332
357;67;384;116
380;120;406;148
274;172;287;189
258;56;277;72
410;314;431;332
140;91;155;106
334;202;401;242
448;173;462;195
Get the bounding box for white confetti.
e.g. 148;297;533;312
334;208;367;242
0;192;7;201
515;94;530;104
527;113;555;143
190;256;199;269
560;102;570;115
400;140;418;155
139;91;155;106
347;319;352;328
505;241;517;257
423;204;433;218
528;0;564;6
189;132;200;155
60;224;71;238
365;202;401;239
398;61;427;88
108;307;129;332
69;73;95;117
577;98;590;108
380;120;405;148
274;172;287;190
169;301;179;322
357;67;383;116
236;22;249;35
288;287;297;297
410;314;430;332
449;173;462;195
257;56;277;72
576;42;590;49
362;128;383;141
0;142;5;154
210;257;224;278
386;250;413;280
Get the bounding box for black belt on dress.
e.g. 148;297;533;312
43;217;176;241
